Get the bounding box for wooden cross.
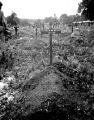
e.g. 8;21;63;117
41;27;61;65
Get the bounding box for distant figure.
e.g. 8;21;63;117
13;16;19;36
35;27;38;37
0;1;6;42
14;25;19;36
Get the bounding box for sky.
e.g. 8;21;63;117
1;0;82;19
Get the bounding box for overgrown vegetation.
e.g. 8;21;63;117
78;0;94;20
0;22;94;120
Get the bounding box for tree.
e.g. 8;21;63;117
6;12;19;26
34;19;42;28
59;14;68;24
44;17;53;23
59;14;81;25
78;0;94;20
44;16;59;28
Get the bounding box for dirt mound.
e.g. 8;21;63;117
17;66;66;114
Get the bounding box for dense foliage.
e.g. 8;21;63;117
6;12;20;26
59;14;81;25
78;0;94;20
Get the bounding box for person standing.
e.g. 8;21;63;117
0;1;7;77
14;17;19;36
14;23;19;36
0;1;6;42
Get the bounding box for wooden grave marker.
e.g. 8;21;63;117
41;27;61;65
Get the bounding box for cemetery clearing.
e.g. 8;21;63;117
1;23;94;120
